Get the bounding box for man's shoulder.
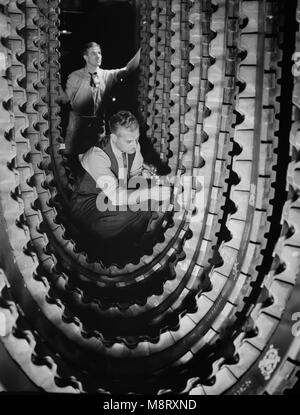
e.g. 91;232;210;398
80;146;111;165
97;68;112;79
98;68;110;75
68;68;86;80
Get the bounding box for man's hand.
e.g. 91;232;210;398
142;163;158;179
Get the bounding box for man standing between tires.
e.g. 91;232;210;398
63;42;140;155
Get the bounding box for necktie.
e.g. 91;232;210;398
122;152;128;187
89;72;97;88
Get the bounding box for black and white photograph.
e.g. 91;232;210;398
0;0;299;403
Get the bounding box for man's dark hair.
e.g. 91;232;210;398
109;111;139;134
81;42;101;58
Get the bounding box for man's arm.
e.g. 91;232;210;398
80;148;131;208
80;147;116;189
113;48;141;82
100;179;170;208
65;72;81;105
125;48;141;74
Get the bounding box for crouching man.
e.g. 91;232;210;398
70;111;170;265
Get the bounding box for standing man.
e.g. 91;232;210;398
63;42;141;155
71;111;170;265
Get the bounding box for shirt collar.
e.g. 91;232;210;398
84;66;101;76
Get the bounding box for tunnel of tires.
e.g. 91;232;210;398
0;0;300;395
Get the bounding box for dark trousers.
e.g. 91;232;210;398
65;112;105;155
71;193;154;265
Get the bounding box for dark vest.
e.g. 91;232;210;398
74;138;136;198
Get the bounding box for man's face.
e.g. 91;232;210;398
113;126;139;154
84;45;102;68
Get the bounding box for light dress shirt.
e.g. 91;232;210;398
66;66;126;116
79;138;143;201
